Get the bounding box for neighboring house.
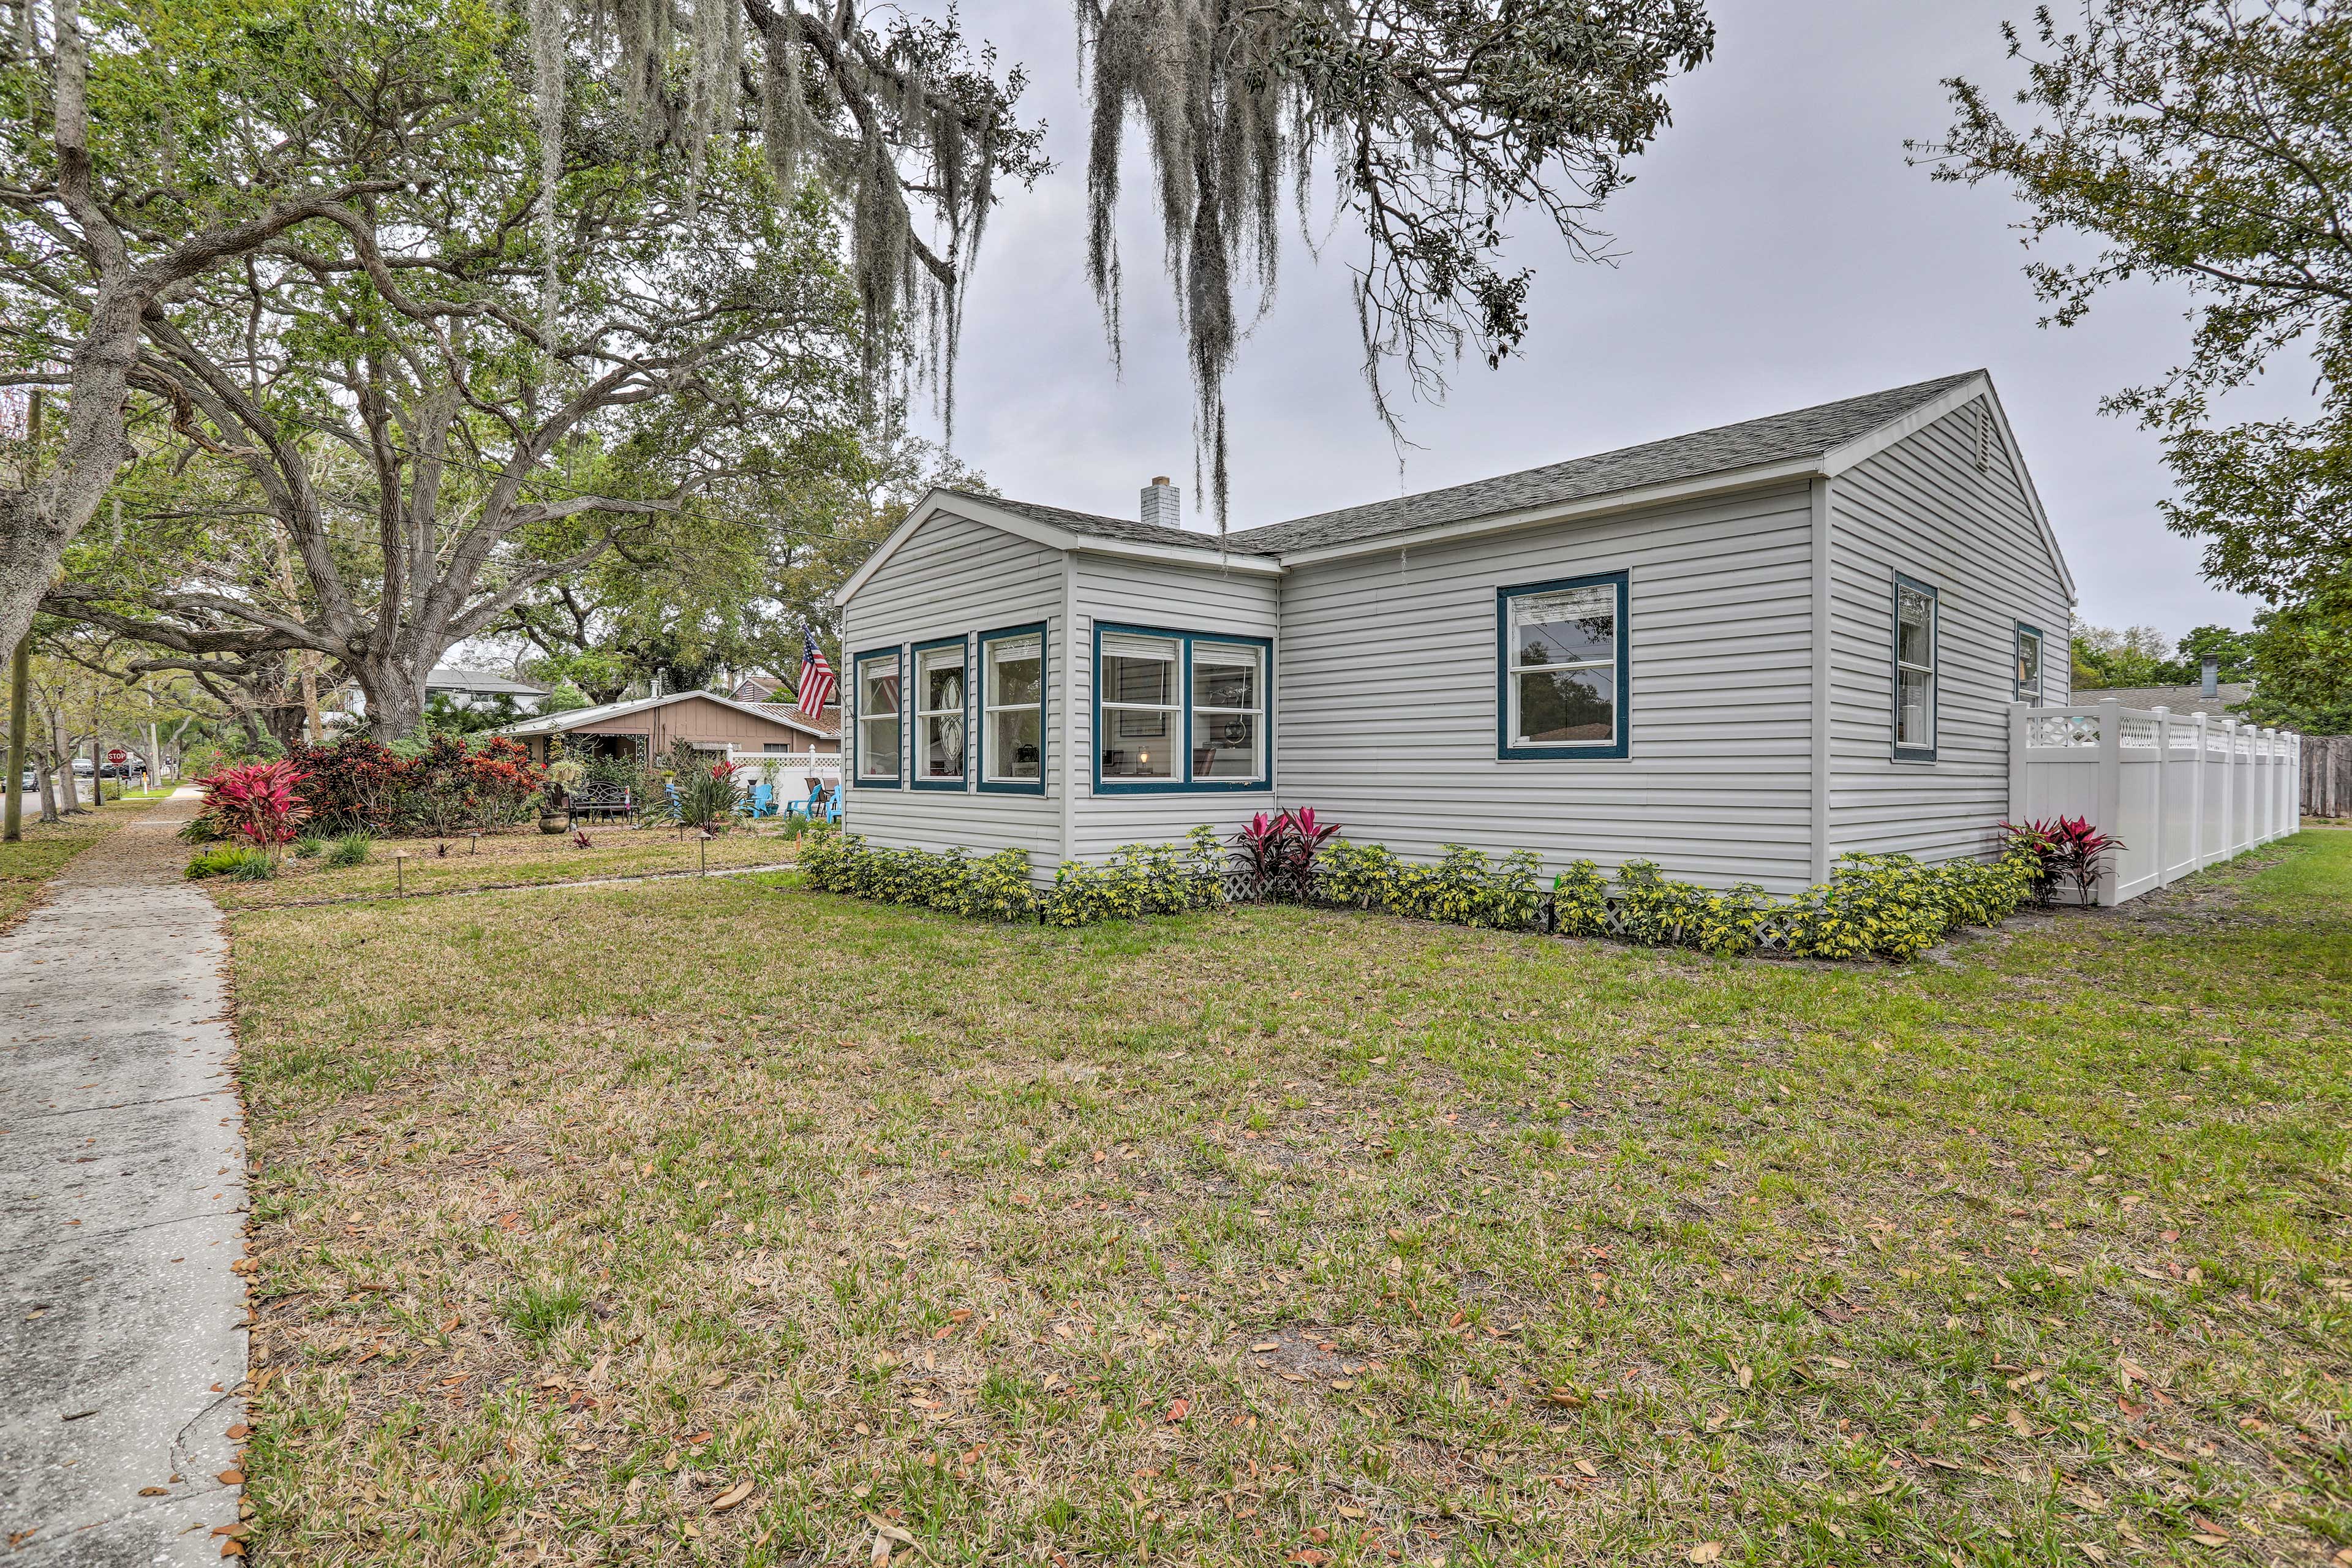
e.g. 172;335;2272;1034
834;371;2076;893
729;671;842;729
426;666;550;712
2073;683;2252;719
498;690;841;768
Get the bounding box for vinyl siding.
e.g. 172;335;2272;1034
1278;485;1821;891
1069;555;1282;859
1826;400;2074;864
840;511;1066;873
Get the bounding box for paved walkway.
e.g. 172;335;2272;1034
0;791;246;1564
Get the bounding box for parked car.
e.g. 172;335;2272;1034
71;758;93;776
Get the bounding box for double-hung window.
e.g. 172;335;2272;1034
1098;633;1180;782
1894;576;1938;761
2014;622;2044;704
1094;624;1272;791
1497;571;1629;760
979;624;1046;792
853;648;902;785
1191;643;1263;779
912;638;968;788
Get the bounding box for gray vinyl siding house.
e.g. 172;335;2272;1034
834;372;2076;893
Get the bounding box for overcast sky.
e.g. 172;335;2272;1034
918;0;2310;645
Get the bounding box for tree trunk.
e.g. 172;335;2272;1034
36;758;59;823
356;655;429;740
50;713;83;812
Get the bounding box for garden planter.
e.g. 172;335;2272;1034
538;810;566;835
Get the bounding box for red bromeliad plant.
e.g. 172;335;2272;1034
1230;807;1341;900
2001;815;2124;908
200;761;312;850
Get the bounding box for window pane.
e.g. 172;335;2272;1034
1512;586;1616;667
988;638;1041;706
859;716;898;776
1516;666;1615;745
989;709;1041;780
1101;707;1174;778
2017;631;2041;699
859;662;899;716
919;650;964;715
1896;587;1934;668
1192;710;1258;777
1104;649;1174;705
1898;666;1934;747
1193;647;1259;710
922;713;965;777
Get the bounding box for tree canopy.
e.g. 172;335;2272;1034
1918;0;2352;730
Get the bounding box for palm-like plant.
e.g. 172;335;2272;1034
198;761;312;851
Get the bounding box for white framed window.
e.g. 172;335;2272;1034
854;649;901;783
1894;576;1937;761
981;627;1045;790
1098;632;1178;781
1190;641;1264;780
913;639;967;786
1498;572;1627;758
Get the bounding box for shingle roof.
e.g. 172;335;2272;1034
426;665;548;696
1227;373;1983;554
2075;684;2254;719
947;489;1283;556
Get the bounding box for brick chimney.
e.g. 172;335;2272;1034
1141;476;1181;530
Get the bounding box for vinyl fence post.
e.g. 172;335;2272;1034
2152;706;2171;888
2007;701;2029;827
2095;699;2123;907
2189;712;2206;872
2220;719;2240;856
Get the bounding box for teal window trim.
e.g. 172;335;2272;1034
850;644;902;789
976;621;1049;796
1091;620;1274;796
2014;620;2045;704
1893;574;1939;763
1496;570;1631;761
909;634;970;792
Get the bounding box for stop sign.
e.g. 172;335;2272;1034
108;748;127;764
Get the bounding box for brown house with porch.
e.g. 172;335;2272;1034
499;690;840;767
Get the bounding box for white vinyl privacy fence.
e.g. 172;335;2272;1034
2010;703;2304;907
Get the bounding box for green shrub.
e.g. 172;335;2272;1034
327;832;372;867
186;846;274;881
1550;860;1610;937
797;827;1048;922
292;835;326;859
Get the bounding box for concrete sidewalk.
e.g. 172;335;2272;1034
0;791;246;1564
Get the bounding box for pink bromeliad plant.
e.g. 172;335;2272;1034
200;760;312;850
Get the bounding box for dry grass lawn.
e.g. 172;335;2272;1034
206;822;801;909
225;833;2351;1567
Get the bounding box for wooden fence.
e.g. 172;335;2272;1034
2305;735;2352;819
2010;703;2304;906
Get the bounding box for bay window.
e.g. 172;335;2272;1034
1497;571;1629;760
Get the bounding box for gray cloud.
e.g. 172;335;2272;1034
929;0;2306;642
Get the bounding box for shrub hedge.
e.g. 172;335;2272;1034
792;823;2040;961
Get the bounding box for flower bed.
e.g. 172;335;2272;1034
792;823;2043;960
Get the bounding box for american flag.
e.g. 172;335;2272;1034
796;628;837;718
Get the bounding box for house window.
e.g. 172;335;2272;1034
980;625;1046;792
1191;642;1263;779
913;638;968;788
2015;622;2045;704
1093;624;1275;793
1497;571;1629;760
1099;633;1180;782
854;648;901;785
1894;576;1937;761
